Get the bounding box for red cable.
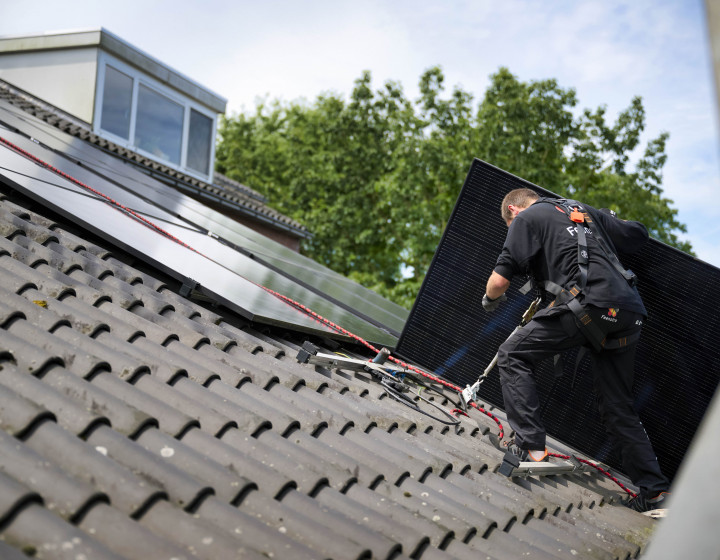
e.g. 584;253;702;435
1;133;636;497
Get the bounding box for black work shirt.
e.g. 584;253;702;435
493;200;648;315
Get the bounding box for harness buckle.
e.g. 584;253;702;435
570;209;584;223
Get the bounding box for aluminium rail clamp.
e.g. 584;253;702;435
498;450;592;478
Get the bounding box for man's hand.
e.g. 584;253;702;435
482;293;507;312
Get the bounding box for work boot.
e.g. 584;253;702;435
505;441;548;462
625;491;670;518
489;434;548;462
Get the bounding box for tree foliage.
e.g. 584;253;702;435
216;67;691;309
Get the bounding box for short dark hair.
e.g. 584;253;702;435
501;188;539;222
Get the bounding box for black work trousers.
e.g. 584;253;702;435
496;305;669;496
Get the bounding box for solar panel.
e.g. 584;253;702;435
0;100;408;337
0;125;397;346
396;159;720;480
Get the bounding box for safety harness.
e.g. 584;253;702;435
534;198;641;353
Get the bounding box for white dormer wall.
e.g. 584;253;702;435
0;29;225;183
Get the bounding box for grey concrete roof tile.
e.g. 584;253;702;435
159;309;235;350
207;378;299;436
0;501;125;560
47;226;89;252
346;428;449;480
4;292;70;332
444;470;550;522
176;378;269;432
257;429;361;491
9;233;71;272
0;198;57;230
278;488;402;560
41;366;156;438
0;469;42;527
465;529;559;560
0;208;58;245
439;538;502;560
92;331;186;383
52;227;111;258
421;472;518;531
368;429;458;475
142;338;237;386
343;483;452;549
46;241;114;279
322;386;418;433
43;324;148;380
317;429;413;485
138;499;267;560
424;429;500;470
0;430;108;521
0;363;107;437
0;297;26;328
238;489;372;560
238;380;328;434
314;484;431;558
95;300;176;344
0;383;55;437
194;496;319;560
86;425;211;512
0;541;29;560
0;326;66;375
135;427;254;505
201;317;264;354
37;295;138;341
22;421;165;517
403;476;508;537
284;429;385;489
409;430;490;473
505;519;605;560
100;275;173;314
77;249;141;283
155;287;216;319
0;235;46;267
261;383;334;433
0;258;43;295
19;288;109;336
179;427;295;499
220;430;322;490
64;270;142;309
294;385;378;432
130;304;210;348
134;375;235;436
91;372;198;437
527;514;629;560
76;502;190;560
104;256;166;292
179;341;251;386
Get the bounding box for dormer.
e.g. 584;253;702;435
0;28;226;182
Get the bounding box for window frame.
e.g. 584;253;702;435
93;52;217;181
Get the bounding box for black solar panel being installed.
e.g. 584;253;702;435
396;159;720;480
0;99;408;337
0;126;397;347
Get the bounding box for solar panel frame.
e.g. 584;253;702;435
396;158;720;480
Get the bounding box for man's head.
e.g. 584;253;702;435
501;188;539;226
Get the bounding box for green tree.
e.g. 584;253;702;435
216;67;691;308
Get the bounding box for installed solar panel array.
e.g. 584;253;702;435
0;99;405;347
396;159;720;480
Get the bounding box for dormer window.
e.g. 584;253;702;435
95;53;217;179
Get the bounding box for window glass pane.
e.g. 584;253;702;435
100;65;132;139
187;109;213;175
135;84;183;165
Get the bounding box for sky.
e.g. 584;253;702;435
1;0;719;266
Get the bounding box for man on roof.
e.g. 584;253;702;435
482;187;670;516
